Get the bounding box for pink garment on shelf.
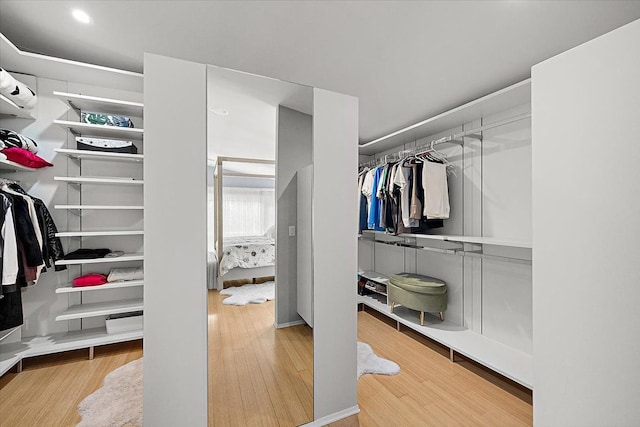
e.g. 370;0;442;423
72;273;108;287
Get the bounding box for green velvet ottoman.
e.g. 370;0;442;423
388;273;447;325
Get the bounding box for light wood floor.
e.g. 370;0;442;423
0;294;532;427
208;289;314;427
0;341;142;426
329;308;532;427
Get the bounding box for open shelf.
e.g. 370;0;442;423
53;91;143;117
54;176;143;186
0;159;39;172
55;298;144;321
0;94;35;119
56;280;144;294
55;148;143;163
0;327;143;376
55;253;144;266
362;230;532;249
54;120;144;141
358;294;533;389
55;230;144;238
358;270;390;284
54;205;144;213
0;326;21;343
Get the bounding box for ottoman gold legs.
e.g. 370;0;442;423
392;303;444;324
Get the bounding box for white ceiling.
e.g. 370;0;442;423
207;65;311;161
1;1;639;144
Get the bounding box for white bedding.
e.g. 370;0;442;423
219;236;275;276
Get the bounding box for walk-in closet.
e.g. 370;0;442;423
1;3;639;427
0;34;144;376
357;79;533;389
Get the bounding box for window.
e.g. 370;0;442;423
222;187;275;237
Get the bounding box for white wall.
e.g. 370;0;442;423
312;88;358;419
275;106;312;326
143;53;208;427
532;20;640;426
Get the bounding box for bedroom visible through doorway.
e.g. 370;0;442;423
206;65;314;425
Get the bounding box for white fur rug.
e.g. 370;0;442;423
358;342;400;378
219;281;275;305
76;342;396;426
77;358;143;427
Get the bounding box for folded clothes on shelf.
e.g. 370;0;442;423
72;273;108;287
63;248;111;260
80;111;134;128
0;129;39;153
104;251;124;258
76;136;138;154
1;147;52;168
107;266;143;282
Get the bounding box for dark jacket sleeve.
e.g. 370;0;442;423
7;185;66;271
0;192;43;267
35;199;66;271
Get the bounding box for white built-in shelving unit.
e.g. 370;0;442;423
55;148;143;163
55;230;144;238
0;159;38;172
55;204;144;210
0;33;145;375
54;176;143;186
1;327;143;376
52;91;144;117
357;292;533;388
56;280;144;294
55;253;144;266
55;298;144;321
53;120;144;141
0;94;36;120
357;79;533;390
51;88;144;359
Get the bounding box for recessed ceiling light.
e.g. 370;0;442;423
209;107;229;116
72;9;92;24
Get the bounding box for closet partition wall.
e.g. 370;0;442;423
146;54;358;426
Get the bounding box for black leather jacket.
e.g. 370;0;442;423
8;184;66;271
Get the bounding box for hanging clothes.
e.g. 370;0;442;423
359;152;449;235
368;166;385;231
0;182;66;330
422;161;450;219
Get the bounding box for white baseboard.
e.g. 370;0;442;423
299;405;360;427
274;319;306;329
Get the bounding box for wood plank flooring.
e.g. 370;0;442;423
208;289;314;427
0;292;532;427
0;341;142;427
329;308;532;427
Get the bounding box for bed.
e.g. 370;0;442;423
215;235;275;290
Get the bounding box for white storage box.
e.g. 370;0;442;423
106;311;143;334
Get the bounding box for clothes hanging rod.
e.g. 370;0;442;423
359;79;531;149
358;112;531;168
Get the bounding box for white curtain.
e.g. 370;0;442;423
222;187;275;237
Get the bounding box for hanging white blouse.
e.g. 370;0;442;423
422;161;450;219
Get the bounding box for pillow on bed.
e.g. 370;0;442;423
264;225;276;239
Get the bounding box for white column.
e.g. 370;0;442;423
532;20;640;426
143;53;208;426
